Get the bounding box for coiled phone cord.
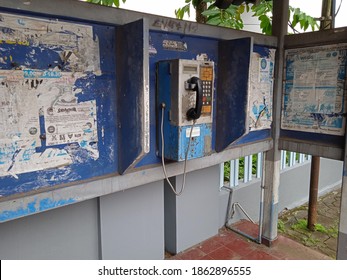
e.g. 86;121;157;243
160;105;196;196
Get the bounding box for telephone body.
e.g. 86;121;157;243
157;59;214;161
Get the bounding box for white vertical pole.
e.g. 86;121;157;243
281;150;286;170
289;152;295;167
229;159;239;187
243;156;250;183
256;152;262;178
219;163;224;190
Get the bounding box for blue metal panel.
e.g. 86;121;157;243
116;19;149;174
0;11;117;197
233;129;271;146
215;37;252;152
177;124;213;161
137;31;219;167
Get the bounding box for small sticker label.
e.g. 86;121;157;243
163;40;187;52
186;127;200;138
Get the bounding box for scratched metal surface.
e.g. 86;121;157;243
116;19;150;174
215;37;252;152
0;11;117;197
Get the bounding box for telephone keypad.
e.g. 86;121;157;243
200;66;213;115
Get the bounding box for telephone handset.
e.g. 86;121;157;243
186;76;203;120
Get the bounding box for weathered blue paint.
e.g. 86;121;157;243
0;11;117;198
159;122;213;162
117;19;149;174
0;197;76;222
215;38;252;152
39;197;76;211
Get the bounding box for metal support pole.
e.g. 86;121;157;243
261;0;288;246
337;121;347;259
308;156;320;230
337;165;347;259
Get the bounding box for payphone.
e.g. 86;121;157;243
157;59;214;162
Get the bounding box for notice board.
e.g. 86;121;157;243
282;44;347;137
0;12;117;197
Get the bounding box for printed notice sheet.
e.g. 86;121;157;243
248;49;276;131
0;12;100;177
281;44;347;135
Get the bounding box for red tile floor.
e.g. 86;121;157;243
167;220;331;260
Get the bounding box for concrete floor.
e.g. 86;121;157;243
167;189;341;260
278;188;340;259
168;220;331;260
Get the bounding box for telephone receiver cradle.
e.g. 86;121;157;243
185;76;203;120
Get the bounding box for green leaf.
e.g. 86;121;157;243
104;0;113;6
238;4;245;14
175;4;190;19
113;0;119;7
206;16;222;26
265;23;272;35
299;18;306;29
293;14;299;27
304;20;309;31
255;6;266;16
225;5;238;15
201;9;221;17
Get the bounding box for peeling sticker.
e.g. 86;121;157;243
248;49;276;131
162;39;187;52
0;12;102;178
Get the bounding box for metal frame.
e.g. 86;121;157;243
1;0;346;261
280;28;347;159
0;0;276;221
0;139;272;223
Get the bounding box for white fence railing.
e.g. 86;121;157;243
221;151;311;188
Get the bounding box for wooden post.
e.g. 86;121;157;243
307;0;334;231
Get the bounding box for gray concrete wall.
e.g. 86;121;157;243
219;158;343;228
99;180;164;260
0;198;100;260
0;180;165;260
165;165;220;254
0;158;342;260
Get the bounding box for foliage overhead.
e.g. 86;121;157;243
175;0;319;35
86;0;319;35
